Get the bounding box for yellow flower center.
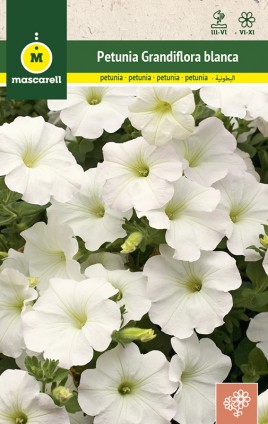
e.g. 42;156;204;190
188;277;202;293
86;89;103;106
89;98;100;105
14;413;28;424
118;382;132;395
155;100;172;114
131;159;150;178
86;199;105;218
93;205;105;218
138;167;149;177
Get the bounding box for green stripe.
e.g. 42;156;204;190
1;40;267;74
67;40;265;73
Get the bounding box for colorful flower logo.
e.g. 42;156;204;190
223;389;251;418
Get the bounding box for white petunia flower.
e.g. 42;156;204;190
48;167;131;251
129;86;195;145
0;116;83;205
48;87;135;139
0;248;29;275
22;277;121;369
247;313;268;360
138;176;227;261
78;343;177;424
144;245;241;338
81;251;127;273
174;117;246;186
0;268;37;358
0;369;69;424
200;86;268;120
169;333;231;424
85;264;151;324
21;219;82;292
100;137;183;212
258;389;268;424
214;173;268;260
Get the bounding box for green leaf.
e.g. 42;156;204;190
234;337;255;367
240;347;268;382
238;142;256;158
53;368;69;382
258;150;268;183
251;292;268;308
246;261;268;291
68;138;95;163
64;393;81;413
15;201;47;217
250;132;268;146
0;234;8;252
247;245;265;257
12;201;47;232
248;347;268;373
192;93;215;124
0;179;21;226
242;373;260;383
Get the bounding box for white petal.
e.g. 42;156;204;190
247;313;268;360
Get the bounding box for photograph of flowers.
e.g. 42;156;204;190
0;85;268;423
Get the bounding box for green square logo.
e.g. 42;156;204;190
6;0;67;99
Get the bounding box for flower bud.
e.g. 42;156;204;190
52;386;73;403
260;234;268;249
113;327;156;344
120;232;143;253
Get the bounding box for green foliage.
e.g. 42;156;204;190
0;88;48;124
232;260;268;312
0;177;47;258
67;137;95;163
233;339;268;382
24;356;69;387
241;347;268;382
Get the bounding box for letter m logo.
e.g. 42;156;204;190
30;52;43;62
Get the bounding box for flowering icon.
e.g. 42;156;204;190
223;390;251;418
238;12;256;28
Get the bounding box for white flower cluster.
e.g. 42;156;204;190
0;86;267;424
